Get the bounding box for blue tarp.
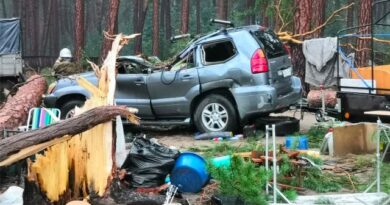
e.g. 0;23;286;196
0;18;21;55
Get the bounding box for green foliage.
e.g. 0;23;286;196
209;155;269;205
281;189;298;202
303;168;342;192
306;125;329;148
200;141;265;159
381;162;390;194
354;155;375;169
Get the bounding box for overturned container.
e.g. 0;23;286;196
170;152;209;193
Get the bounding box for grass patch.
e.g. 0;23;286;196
306;125;328;148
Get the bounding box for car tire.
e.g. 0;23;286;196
254;116;300;136
60;100;85;119
194;94;238;133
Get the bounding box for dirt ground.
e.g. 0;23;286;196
125;110;317;150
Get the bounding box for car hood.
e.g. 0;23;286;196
54;71;98;92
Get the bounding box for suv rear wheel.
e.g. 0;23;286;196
194;94;237;133
60;100;85;119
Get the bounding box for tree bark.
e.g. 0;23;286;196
0;75;47;138
180;0;189;34
357;0;372;67
291;0;312;94
260;0;269;27
0;106;136;163
165;0;171;40
152;0;159;56
311;0;325;38
196;0;201;34
216;0;228;20
75;0;85;62
133;0;149;54
100;0;120;61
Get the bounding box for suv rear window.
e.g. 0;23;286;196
253;30;286;59
202;40;236;64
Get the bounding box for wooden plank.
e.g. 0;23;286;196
364;110;390;117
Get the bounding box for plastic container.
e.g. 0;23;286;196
211;155;231;168
285;136;308;150
170;152;209;193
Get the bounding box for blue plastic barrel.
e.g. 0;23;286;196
285;136;308;150
171;152;209;193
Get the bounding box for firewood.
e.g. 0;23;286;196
0;75;47;137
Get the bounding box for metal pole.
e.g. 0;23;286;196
377;118;381;193
265;125;269;195
272;124;277;204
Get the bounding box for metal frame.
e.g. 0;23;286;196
336;1;390;94
265;124;292;204
364;118;390;194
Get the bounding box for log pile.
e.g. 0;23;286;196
0;75;47;137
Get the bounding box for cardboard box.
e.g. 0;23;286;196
333;123;377;156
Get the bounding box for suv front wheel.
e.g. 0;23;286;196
194;94;238;133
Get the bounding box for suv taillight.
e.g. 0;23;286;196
251;49;269;74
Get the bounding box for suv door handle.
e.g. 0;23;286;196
135;77;145;85
181;74;194;81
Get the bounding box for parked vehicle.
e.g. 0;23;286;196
44;25;302;132
0;18;24;99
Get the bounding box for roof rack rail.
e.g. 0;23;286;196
209;19;234;28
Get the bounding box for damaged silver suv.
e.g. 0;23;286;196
44;25;302;132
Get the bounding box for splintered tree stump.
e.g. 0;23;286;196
17;34;140;204
0;75;47;137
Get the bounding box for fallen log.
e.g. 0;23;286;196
0;105;138;165
0;75;47;137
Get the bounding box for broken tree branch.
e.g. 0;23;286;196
292;3;354;38
277;3;354;44
0;105;139;164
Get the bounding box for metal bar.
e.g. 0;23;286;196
265;125;269;195
377;119;381;193
364;179;377;193
371;10;374;95
272;124;277;204
337;86;390;91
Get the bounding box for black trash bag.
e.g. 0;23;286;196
121;136;180;188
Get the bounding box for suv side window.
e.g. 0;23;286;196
253;30;286;59
201;40;236;65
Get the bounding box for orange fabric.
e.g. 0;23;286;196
351;65;390;94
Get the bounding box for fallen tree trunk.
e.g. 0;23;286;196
0;75;47;137
0;105;138;164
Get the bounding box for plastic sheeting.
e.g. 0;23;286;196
0;18;21;55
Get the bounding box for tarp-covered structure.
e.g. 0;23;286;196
0;18;21;55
